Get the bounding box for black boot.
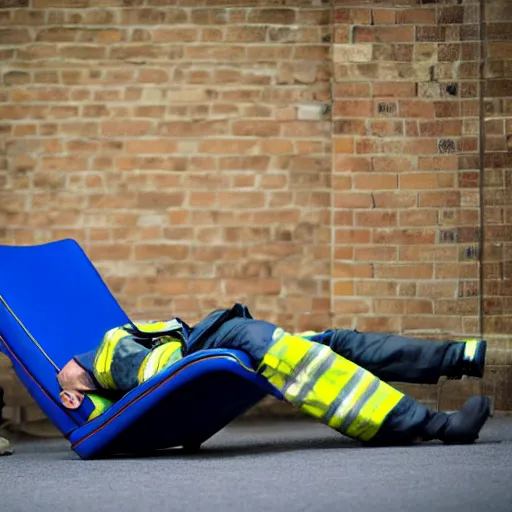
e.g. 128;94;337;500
423;396;491;444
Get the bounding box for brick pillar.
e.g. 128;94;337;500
332;1;481;337
481;0;512;411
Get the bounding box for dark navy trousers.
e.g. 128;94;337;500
190;318;466;444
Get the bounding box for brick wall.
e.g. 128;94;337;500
481;0;512;411
332;0;481;342
0;0;332;330
0;0;510;420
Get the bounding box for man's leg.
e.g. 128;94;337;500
300;330;486;385
0;388;13;456
204;321;490;445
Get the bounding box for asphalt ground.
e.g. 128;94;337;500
1;417;511;512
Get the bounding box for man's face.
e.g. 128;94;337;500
57;360;97;409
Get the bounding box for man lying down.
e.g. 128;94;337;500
57;303;491;446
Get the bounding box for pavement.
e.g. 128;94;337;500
0;417;511;512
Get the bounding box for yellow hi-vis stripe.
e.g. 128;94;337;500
86;393;114;421
259;330;404;442
93;327;127;390
137;342;182;384
346;380;404;441
463;339;478;360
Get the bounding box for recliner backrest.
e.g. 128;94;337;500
0;239;131;434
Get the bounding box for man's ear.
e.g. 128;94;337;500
59;390;84;410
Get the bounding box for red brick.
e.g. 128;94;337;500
399;100;436;119
335;229;371;244
373;82;417;98
374;264;433;280
396;9;436;25
354;174;397;190
334;156;371;173
418;191;461;207
334;26;349;43
373;299;405;315
134;245;189;261
372;156;414;173
333;82;371;98
354;246;397;262
399;209;438;227
419;120;462;137
334;8;371;25
333;119;368;136
232;120;280;137
372;192;417;209
372;9;396;25
370;120;403;137
354;26;414;43
356;281;398;297
405;300;433;315
333;138;354;154
417;282;458;300
373;229;437;245
333;299;370;315
153;28;198;43
400;172;455;190
401;140;439;155
418;156;458;171
356;211;397;227
333;281;355;296
333;100;373;117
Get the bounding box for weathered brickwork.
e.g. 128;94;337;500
0;0;510;420
479;0;512;411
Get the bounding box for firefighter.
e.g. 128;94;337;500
57;304;490;446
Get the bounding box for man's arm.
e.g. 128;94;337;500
58;324;185;410
92;326;184;392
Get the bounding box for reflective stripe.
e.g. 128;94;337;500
259;329;404;442
295;351;335;405
327;371;374;430
339;377;379;433
464;339;478;360
86;393;114;421
138;342;182;384
93;328;127;390
282;343;327;399
295;330;319;337
347;381;404;441
131;319;183;335
324;367;365;426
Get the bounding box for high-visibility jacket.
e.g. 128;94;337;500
79;320;186;420
89;319;186;392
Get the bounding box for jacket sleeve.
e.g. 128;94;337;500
92;326;184;393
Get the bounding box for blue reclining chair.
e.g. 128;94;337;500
0;239;282;459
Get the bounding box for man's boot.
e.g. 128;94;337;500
423;396;491;444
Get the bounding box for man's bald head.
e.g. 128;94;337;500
57;360;97;409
